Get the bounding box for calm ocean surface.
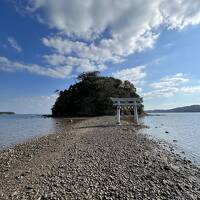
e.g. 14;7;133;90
140;113;200;165
0;113;200;165
0;114;59;149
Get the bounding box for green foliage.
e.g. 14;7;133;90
0;112;15;115
52;71;143;116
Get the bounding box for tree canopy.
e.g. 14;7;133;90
52;71;143;117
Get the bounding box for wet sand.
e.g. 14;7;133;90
0;116;200;199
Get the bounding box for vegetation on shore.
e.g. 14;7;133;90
52;71;143;117
0;112;15;115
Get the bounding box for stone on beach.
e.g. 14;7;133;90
0;116;200;199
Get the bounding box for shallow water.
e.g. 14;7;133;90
0;114;60;149
140;113;200;165
1;113;200;165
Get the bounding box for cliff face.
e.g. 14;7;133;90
52;71;143;117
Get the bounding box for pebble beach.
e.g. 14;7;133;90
0;116;200;199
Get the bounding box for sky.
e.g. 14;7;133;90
1;0;200;114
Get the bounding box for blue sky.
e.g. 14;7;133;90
1;0;200;114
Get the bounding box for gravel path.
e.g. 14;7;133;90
0;116;200;200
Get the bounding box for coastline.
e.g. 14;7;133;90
0;116;200;199
0;112;15;115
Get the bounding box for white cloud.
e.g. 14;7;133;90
30;0;200;37
143;84;200;100
143;87;179;99
112;66;146;85
136;87;143;94
43;54;68;66
26;0;200;77
0;56;72;78
161;0;200;29
7;37;22;52
30;0;162;39
142;73;200;99
4;1;200;78
43;53;107;72
42;36;124;64
150;73;189;89
144;73;188;99
180;86;200;94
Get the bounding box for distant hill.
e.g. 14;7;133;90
0;112;15;115
146;105;200;113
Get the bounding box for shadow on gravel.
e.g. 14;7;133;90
75;124;137;129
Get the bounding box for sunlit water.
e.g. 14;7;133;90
140;113;200;165
0;114;61;149
1;113;200;165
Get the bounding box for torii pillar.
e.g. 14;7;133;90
117;105;121;125
134;102;139;124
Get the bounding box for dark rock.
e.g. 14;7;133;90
163;165;170;171
165;131;169;134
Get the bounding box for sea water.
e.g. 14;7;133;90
140;113;200;165
0;114;58;149
1;113;200;165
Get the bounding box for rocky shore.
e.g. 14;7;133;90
0;116;200;199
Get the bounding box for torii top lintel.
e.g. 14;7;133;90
110;97;143;106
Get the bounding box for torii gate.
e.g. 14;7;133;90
110;97;143;125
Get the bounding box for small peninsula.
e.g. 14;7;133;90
0;112;15;115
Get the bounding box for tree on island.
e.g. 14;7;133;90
52;71;144;117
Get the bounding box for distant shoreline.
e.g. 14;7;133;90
0;112;15;115
146;104;200;113
146;111;200;114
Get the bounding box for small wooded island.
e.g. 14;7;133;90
52;71;144;117
0;112;15;115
